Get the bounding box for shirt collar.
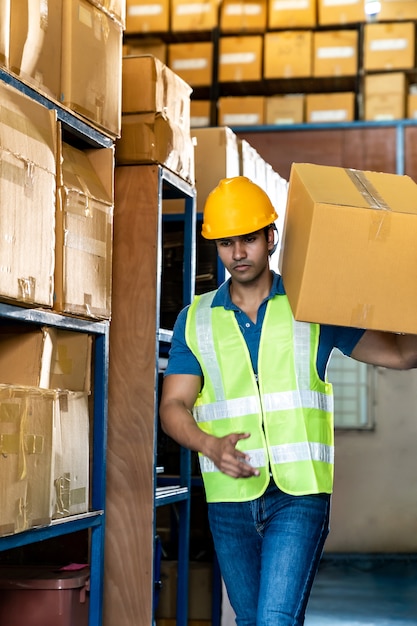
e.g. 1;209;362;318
212;271;286;310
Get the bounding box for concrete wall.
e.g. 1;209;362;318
326;367;417;553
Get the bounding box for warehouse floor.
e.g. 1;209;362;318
305;555;417;625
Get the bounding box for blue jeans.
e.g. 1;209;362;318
207;481;331;626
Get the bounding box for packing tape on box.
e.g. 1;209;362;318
345;168;390;211
350;302;375;328
345;168;392;241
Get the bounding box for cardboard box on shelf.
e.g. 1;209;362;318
0;80;56;308
268;0;316;29
0;326;92;392
363;21;416;71
264;30;312;79
408;92;417;119
306;92;355;122
171;0;220;30
122;55;192;132
217;95;265;126
155;561;213;620
168;42;213;87
377;0;417;21
265;94;305;124
116;112;195;184
0;386;56;536
317;0;365;25
191;126;240;213
0;0;9;68
190;99;212;127
88;0;126;25
52;391;90;519
61;0;123;137
9;0;62;101
313;29;358;77
364;72;406;121
218;35;263;82
220;0;267;32
55;142;114;320
123;38;167;63
125;0;170;32
280;162;417;334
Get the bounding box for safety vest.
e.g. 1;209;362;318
185;290;334;502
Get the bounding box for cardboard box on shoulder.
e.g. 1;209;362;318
0;80;56;308
55;142;114;320
280;162;417;334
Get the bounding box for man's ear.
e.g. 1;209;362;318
268;224;279;256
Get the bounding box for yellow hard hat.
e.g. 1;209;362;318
201;176;278;239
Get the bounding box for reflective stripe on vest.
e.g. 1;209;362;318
185;290;334;502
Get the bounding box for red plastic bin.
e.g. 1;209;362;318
0;565;90;626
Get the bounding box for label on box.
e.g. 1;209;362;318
223;113;261;124
370;39;408;51
225;3;262;14
128;3;163;14
220;52;256;64
324;0;359;4
176;3;211;14
273;0;309;8
311;109;349;121
173;58;208;70
317;46;355;58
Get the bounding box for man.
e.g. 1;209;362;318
159;176;417;626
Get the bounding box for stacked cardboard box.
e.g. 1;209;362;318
55;142;114;319
268;0;316;29
264;31;313;79
0;80;56;308
0;326;92;535
117;54;195;183
1;0;123;138
220;0;267;32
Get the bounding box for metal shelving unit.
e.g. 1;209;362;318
0;70;111;626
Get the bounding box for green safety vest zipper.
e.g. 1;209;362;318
185;290;334;502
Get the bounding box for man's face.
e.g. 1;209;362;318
215;228;272;284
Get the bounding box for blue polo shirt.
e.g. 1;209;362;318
165;271;365;381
